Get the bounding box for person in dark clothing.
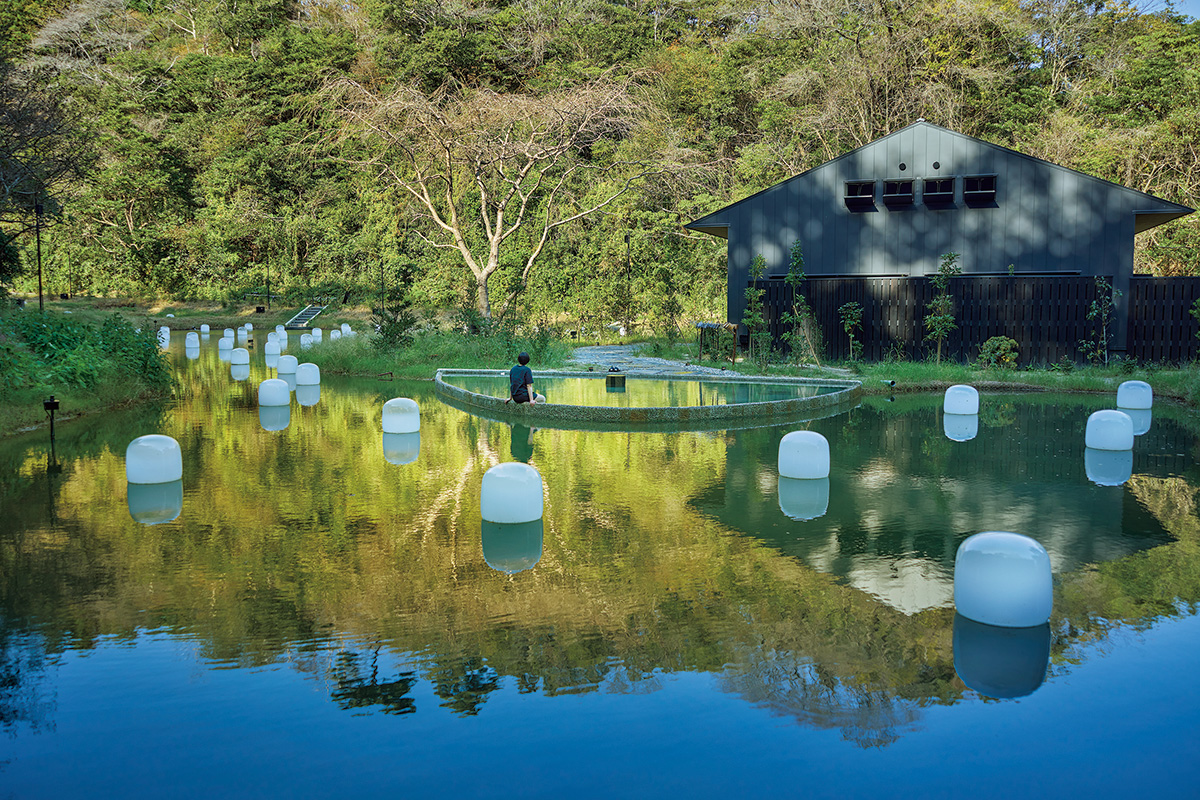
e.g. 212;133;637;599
508;352;545;404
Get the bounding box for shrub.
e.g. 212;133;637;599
976;336;1019;369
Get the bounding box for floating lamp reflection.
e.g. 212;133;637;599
382;432;420;465
481;462;543;524
953;614;1050;699
231;347;250;365
312;327;323;342
259;405;291;432
1085;409;1134;451
778;430;830;479
283;374;297;391
218;348;232;363
127;479;183;525
296;363;320;385
125;434;183;484
231;364;250;381
777;477;829;521
482;519;543;574
1124;408;1152;436
1085;447;1133;486
185;331;199;347
295;384;320;407
258;378;290;406
954;531;1052;628
1117;380;1153;409
944;384;979;415
185;345;200;360
944;413;979;442
382;397;420;433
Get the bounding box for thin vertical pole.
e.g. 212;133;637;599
35;202;44;312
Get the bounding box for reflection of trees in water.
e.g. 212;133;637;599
430;656;500;716
0;626;56;736
330;647;416;716
719;656;922;749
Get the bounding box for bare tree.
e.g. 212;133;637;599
325;75;670;319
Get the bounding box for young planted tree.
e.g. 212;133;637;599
1080;276;1121;365
780;238;821;366
742;253;769;365
839;301;863;361
924;252;962;364
324;75;668;321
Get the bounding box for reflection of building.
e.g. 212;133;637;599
694;399;1178;614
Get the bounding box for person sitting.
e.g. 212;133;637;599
507;352;545;404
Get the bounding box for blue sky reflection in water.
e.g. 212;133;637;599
1;342;1199;797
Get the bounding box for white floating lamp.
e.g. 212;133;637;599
185;332;199;347
953;615;1050;699
382;398;420;434
778;430;830;479
223;328;235;339
295;384;320;407
125;434;183;484
944;384;980;415
278;355;298;374
231;347;250;365
1085;409;1134;451
200;324;210;334
259;405;290;432
1117;380;1152;410
944;413;979;442
330;330;341;341
244;322;253;332
954;531;1053;628
264;341;280;357
480;462;543;524
218;336;233;351
482;519;544;574
312;327;323;342
777;477;829;521
296;363;320;385
382;432;420;465
1084;447;1133;487
127;480;183;525
258;378;290;406
276;324;286;335
300;333;313;350
341;323;351;334
267;331;278;345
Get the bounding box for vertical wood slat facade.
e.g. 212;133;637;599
756;276;1200;364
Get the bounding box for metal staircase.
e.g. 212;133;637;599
285;304;326;329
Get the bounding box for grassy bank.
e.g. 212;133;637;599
0;309;174;436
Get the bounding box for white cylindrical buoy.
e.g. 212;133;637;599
277;355;298;374
200;324;210;334
944;413;979;442
258;378;290;406
157;328;170;349
278;332;288;350
218;336;233;351
341;323;351;334
300;333;313;350
944;384;980;415
231;347;250;365
480;462;543;524
296;384;320;407
1085;409;1134;451
125;434;183;484
223;328;235;339
264;341;280;357
953;615;1050;699
245;322;253;332
1124;408;1152;436
127;479;183;525
383;432;420;465
237;327;248;342
231;364;250;381
778;430;830;479
276;324;286;335
259;405;290;432
778;477;829;521
330;330;342;341
296;363;320;385
482;519;543;574
1117;380;1152;409
312;327;323;342
954;531;1053;628
185;332;199;347
382;398;420;433
1085;447;1133;487
267;331;278;345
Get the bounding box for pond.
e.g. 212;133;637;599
2;342;1199;797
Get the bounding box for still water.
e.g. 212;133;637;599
443;373;840;406
2;342;1199;797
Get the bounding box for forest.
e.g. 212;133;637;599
1;0;1198;331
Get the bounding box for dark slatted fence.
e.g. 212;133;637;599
756;275;1200;365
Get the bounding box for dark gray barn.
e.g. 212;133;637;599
686;120;1193;352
